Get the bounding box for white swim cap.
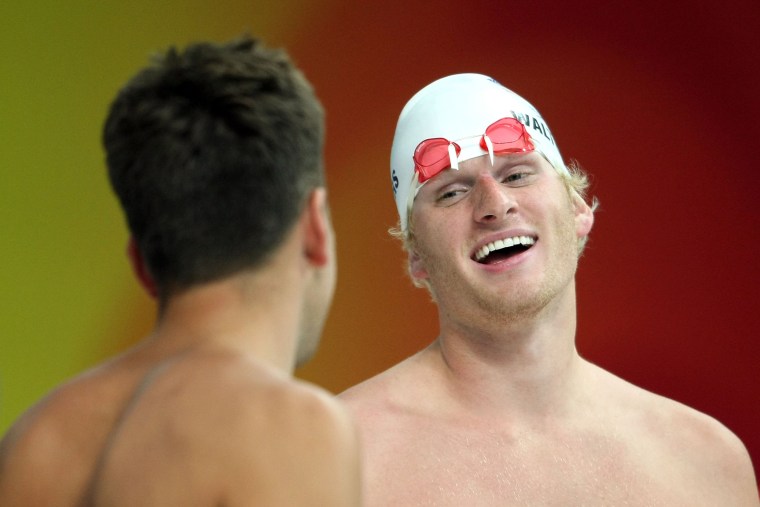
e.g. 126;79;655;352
390;73;568;230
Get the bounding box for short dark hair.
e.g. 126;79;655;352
104;36;325;299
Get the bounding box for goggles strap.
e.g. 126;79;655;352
407;171;422;228
482;134;495;165
447;143;459;170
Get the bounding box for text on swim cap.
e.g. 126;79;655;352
511;111;556;146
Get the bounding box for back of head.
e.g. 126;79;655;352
104;36;324;300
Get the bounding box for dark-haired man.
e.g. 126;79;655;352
0;36;360;506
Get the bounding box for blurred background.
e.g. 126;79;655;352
1;0;758;484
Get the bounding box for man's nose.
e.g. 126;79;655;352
472;175;515;224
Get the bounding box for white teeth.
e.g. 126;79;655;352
475;236;535;261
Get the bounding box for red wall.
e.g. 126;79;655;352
291;0;760;479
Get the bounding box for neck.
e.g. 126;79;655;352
429;281;586;420
150;267;303;373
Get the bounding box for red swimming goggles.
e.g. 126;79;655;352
412;117;535;183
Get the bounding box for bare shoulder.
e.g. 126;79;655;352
177;352;356;437
0;362;131;506
128;351;360;461
339;353;423;414
338;369;392;411
338;350;462;443
596;365;759;504
648;393;757;501
95;353;361;506
0;390;66;505
203;360;362;506
234;367;359;452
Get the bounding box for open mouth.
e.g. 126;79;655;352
473;236;536;264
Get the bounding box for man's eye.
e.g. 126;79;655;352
504;172;530;183
437;188;466;201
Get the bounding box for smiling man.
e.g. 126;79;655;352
340;74;758;505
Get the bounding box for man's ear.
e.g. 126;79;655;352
127;237;158;299
573;194;594;239
408;248;429;281
302;188;332;267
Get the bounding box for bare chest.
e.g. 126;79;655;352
361;422;698;506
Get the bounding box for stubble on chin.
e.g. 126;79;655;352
426;215;581;328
